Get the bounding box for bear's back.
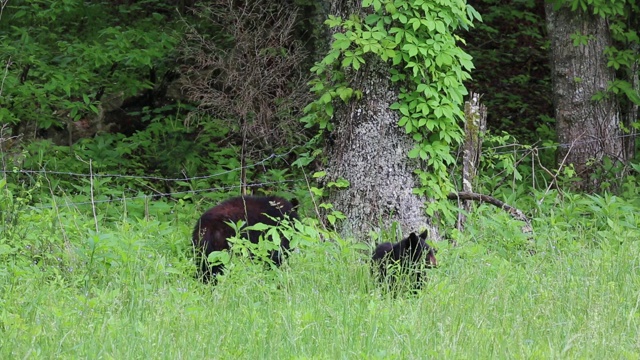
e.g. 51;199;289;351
192;195;299;281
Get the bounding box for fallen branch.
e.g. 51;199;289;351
447;191;533;235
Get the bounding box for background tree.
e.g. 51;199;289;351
545;0;639;191
179;0;312;194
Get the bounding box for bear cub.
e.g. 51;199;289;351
372;230;437;288
192;195;299;282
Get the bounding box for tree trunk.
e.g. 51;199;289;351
545;4;628;190
323;1;435;241
455;93;486;234
622;42;638;162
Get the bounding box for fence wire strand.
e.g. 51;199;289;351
1;132;637;210
1;147;302;210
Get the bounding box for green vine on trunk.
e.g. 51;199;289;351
302;0;481;214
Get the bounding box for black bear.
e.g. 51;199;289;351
372;230;437;289
192;195;299;282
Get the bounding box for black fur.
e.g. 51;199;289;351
192;196;299;282
372;230;437;288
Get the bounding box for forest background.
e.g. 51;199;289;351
1;0;640;357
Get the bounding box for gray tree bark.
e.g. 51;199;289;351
455;93;486;234
545;5;629;190
323;0;435;241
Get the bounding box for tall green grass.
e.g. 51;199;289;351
1;193;639;358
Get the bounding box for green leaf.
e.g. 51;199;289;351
372;30;386;40
342;56;353;68
403;44;418;57
335;178;350;187
207;251;231;266
325;103;334;117
352;56;362;70
408;147;420;158
385;2;397;14
405;121;413;133
333;39;352;51
426;21;435;32
320;92;332;104
409;18;420;31
365;14;380;25
398;104;410;116
248;223;270;231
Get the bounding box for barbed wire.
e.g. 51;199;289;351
1;147;303;210
485;132;638;156
0;146;300;182
31;180;299;210
2;131;637;211
3;132;637;184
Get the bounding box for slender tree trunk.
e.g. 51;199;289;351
622;42;638;161
324;1;435;240
455;93;486;234
545;5;628;190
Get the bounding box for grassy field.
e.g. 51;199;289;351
1;195;639;359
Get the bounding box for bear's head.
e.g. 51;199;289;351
405;230;437;267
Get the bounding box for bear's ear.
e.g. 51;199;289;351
418;229;429;240
290;198;300;209
408;232;421;246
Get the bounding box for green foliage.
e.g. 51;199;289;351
463;0;552;144
302;0;481;204
4;101;306;209
0;0;312;213
308;171;348;227
213;219;288;270
0;0;179;129
475;132;523;191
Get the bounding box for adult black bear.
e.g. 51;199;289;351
372;230;437;289
192;195;299;282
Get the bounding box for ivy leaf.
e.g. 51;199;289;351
385;2;397;14
352;56;363;70
325;103;334;117
405;121;413;133
408;146;421;159
333;39;352;51
402;44;418;57
320;92;332;104
342;56;353;68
